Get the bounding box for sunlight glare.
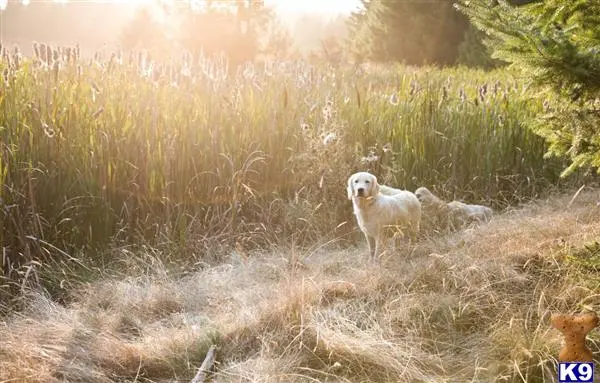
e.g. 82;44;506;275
0;0;361;15
265;0;360;15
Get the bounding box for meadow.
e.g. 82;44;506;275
1;43;599;382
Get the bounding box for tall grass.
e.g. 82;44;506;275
0;43;584;301
2;190;600;382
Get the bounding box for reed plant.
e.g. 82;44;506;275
0;43;584;301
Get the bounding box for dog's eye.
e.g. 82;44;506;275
354;180;359;183
365;180;370;184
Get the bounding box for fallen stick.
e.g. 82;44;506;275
190;345;217;383
567;184;586;208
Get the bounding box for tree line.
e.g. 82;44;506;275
2;0;598;174
0;0;495;67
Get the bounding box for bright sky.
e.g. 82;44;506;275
265;0;360;15
0;0;362;13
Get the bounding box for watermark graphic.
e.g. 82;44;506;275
558;362;593;383
551;312;598;383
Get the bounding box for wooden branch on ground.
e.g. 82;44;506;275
190;345;217;383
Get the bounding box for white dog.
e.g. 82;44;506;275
414;187;449;213
447;200;493;224
414;187;492;228
347;172;421;260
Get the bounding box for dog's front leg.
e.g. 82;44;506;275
374;234;387;262
365;233;376;259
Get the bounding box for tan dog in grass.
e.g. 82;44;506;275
415;187;493;229
347;172;421;260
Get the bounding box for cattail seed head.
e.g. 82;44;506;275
46;44;53;66
479;84;487;103
4;52;12;70
493;80;500;96
39;43;47;63
12;46;22;69
108;53;115;73
2;67;9;87
52;60;60;82
12;55;21;71
32;41;40;60
65;47;72;64
409;79;418;97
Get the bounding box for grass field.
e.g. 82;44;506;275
1;43;599;382
0;44;587;294
2;188;600;382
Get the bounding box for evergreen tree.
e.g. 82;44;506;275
457;0;600;176
346;0;380;63
348;0;470;65
455;24;502;68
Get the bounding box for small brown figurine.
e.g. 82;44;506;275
551;312;599;362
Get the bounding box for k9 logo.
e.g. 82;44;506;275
558;363;594;383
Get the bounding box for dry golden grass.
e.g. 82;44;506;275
1;188;600;382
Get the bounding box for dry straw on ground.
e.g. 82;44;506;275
1;188;600;382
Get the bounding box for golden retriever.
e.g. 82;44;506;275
347;172;421;260
414;186;493;229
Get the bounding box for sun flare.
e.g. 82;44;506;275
0;0;360;13
265;0;359;15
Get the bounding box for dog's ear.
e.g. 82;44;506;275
347;177;354;200
371;176;380;196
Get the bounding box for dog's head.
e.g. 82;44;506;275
347;172;379;200
414;187;434;202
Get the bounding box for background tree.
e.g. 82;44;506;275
260;16;296;60
348;0;472;65
177;0;268;66
457;0;600;176
120;7;170;54
455;25;502;68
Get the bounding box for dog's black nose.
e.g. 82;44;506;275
357;188;365;196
